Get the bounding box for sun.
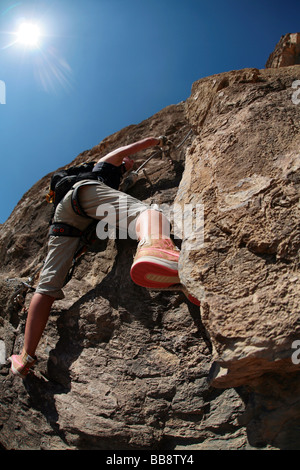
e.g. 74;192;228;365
16;22;41;47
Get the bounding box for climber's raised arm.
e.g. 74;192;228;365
97;137;163;167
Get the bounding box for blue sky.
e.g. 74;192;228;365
0;0;299;223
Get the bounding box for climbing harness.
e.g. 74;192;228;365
48;222;84;238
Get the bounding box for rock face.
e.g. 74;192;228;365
266;33;300;68
0;39;300;450
179;66;300;390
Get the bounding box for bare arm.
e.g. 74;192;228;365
97;137;161;166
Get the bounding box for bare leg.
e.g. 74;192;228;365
131;209;200;305
131;209;180;289
23;293;55;357
9;293;55;378
135;209;171;240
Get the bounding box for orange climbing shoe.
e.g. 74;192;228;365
130;237;180;289
9;350;37;379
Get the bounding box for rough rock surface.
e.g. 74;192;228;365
179;66;300;390
266;33;300;68
0;40;300;450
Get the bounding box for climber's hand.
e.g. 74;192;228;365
157;135;172;148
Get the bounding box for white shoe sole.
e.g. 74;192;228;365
130;256;180;288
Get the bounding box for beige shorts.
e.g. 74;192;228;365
36;180;148;299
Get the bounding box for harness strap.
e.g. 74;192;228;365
71;185;89;218
49;223;83;238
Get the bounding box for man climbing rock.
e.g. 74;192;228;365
9;136;186;379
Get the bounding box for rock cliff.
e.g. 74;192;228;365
266;33;300;68
0;36;300;450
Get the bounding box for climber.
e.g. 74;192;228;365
9;136;181;379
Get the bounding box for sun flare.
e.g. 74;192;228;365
16;22;41;47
